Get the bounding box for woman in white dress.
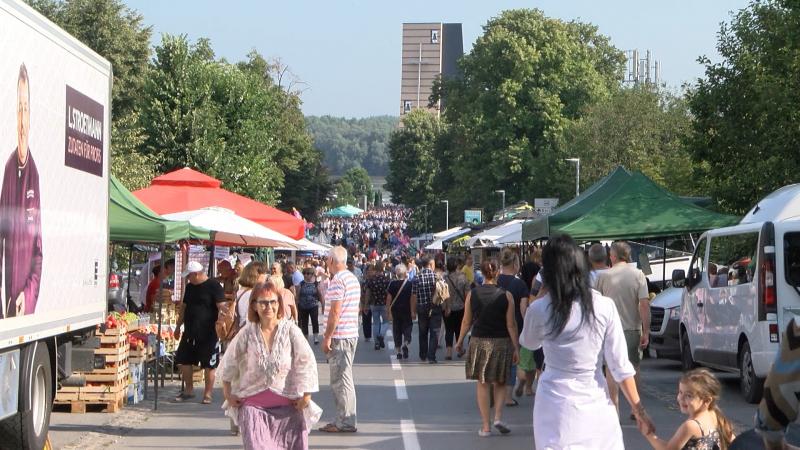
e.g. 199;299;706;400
520;234;654;449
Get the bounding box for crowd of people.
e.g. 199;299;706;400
316;206;412;255
164;236;779;450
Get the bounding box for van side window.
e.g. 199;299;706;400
708;233;759;287
784;233;800;288
689;237;707;286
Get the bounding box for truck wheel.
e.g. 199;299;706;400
740;341;764;404
0;343;52;450
680;331;696;371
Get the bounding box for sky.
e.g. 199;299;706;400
124;0;751;118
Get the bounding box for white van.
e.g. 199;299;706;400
674;184;800;403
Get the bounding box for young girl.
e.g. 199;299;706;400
642;368;735;450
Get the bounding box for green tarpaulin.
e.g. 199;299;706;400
110;175;211;243
522;167;740;241
324;204;363;218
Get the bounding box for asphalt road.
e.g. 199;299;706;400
49;325;763;450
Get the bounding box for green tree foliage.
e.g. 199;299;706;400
306;116;398;175
433;9;625;213
27;0;155;190
337;167;373;209
687;0;800;213
139;36;326;209
385;109;441;208
564;85;696;196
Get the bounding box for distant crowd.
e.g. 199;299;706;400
317;206;412;255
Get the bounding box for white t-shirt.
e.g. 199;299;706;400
236;287;253;327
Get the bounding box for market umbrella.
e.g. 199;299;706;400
133;168;305;240
324;204;363;218
162;207;300;248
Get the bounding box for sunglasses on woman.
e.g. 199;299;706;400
255;298;279;307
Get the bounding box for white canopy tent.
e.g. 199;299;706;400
466;220;524;248
274;238;332;253
425;227;471;251
163;207;300;248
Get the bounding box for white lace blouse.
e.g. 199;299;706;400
220;319;319;424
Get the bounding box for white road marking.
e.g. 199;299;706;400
401;420;421;450
391;357;402;371
394;379;408;400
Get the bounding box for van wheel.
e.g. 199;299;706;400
0;343;52;449
740;341;764;404
680;331;696;371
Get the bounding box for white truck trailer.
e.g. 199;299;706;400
0;1;111;447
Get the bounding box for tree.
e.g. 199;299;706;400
385;109;442;208
564;85;696;195
433;9;625;213
688;0;800;213
306;116;398;175
27;0;155;190
139;37;324;206
341;167;373;209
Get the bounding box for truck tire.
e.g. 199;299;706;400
0;343;53;450
680;330;696;371
739;341;764;404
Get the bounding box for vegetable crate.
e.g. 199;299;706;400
54;325;130;413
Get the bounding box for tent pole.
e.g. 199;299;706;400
209;232;216;278
662;239;667;289
126;244;134;310
154;242;166;411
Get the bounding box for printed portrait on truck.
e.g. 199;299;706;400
0;63;42;319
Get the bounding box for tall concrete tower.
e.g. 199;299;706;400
400;23;463;117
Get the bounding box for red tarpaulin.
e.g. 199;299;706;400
133;168;305;240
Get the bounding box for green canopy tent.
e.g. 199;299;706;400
324;204;364;218
110;175;210;243
109;175;210;411
522;167;740;241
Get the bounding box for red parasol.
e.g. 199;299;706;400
133;168;305;240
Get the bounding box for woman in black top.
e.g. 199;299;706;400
386;263;413;360
455;259;519;437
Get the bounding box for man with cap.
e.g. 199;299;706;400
174;261;226;404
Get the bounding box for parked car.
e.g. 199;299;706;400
648;287;683;360
674;183;800;403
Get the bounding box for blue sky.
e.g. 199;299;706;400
124;0;751;118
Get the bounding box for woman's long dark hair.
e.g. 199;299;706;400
541;234;595;337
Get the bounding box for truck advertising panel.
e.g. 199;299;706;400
0;1;110;348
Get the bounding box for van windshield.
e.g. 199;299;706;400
785;233;800;288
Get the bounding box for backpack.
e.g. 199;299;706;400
215;289;249;343
432;274;450;307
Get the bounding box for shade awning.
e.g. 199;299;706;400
522;167;740;241
467;220;524;248
162;207;299;248
109;175;211;243
133;168;305;240
425;228;471;250
324;205;363;218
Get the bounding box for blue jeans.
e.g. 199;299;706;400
370;305;389;339
417;304;443;361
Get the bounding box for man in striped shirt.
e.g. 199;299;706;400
320;246;361;433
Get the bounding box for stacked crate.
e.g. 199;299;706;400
54;325;129;413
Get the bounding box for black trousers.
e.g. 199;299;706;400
443;309;464;347
362;309;372;339
417;304;443;361
391;311;413;349
297;306;319;336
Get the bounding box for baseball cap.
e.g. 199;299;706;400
182;261;204;277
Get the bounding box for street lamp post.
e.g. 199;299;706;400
565;158;580;197
495;189;506;214
361;184;367;212
441;200;449;230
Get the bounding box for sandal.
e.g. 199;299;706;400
514;383;524;398
202;395;213;404
478;429;491;437
505;398;519;407
318;423;357;433
173;392;195;402
494;421;511;434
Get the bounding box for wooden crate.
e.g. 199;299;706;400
53;391;125;413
